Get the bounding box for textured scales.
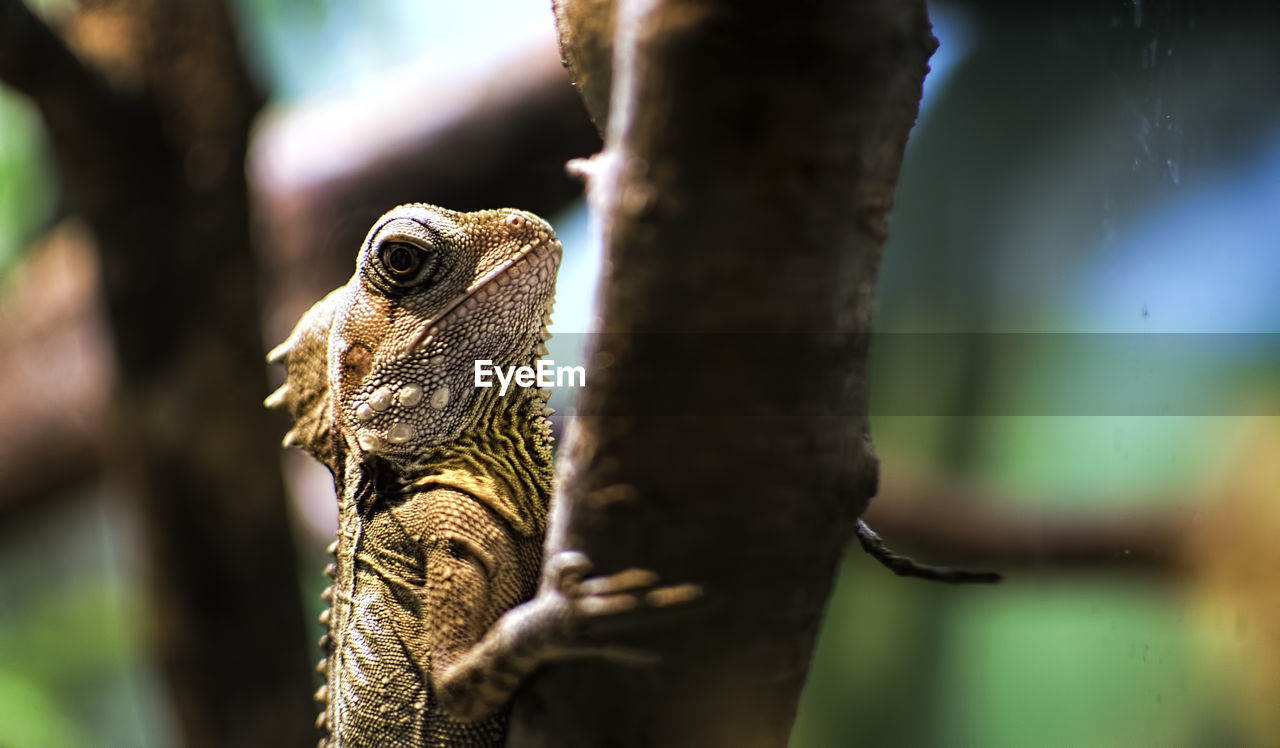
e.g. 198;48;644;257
266;204;698;748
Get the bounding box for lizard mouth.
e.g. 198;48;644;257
407;234;561;355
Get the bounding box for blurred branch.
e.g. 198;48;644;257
0;0;170;270
862;470;1187;576
0;222;110;522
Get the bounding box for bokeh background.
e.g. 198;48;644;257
2;0;1278;746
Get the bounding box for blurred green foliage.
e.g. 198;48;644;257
0;91;54;278
790;412;1246;747
0;501;173;748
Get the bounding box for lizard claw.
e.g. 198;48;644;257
577;568;660;596
640;583;702;608
574;568;702;618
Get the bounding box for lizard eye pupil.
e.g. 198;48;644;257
384;243;420;276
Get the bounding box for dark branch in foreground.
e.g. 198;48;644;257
855;519;1002;584
513;1;939;745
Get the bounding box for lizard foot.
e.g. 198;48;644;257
536;550;702;663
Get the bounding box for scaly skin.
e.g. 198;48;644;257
266;204;697;747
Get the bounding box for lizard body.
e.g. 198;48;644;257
266;204;695;747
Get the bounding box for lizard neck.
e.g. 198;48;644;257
407;385;553;538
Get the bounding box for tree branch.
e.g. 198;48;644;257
551;0;615;130
861;472;1186;575
854;519;1002;583
512;1;937;745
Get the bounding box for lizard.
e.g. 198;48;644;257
264;203;698;747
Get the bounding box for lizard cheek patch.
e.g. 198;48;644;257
398;384;424;407
340;343;373;382
430;386;451;410
368;386;395;411
356;430;384;453
386;423;415;445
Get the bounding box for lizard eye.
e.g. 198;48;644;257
382;242;423;277
375;240;439;289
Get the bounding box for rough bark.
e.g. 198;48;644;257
510;1;936;745
551;0;615;130
0;1;314;745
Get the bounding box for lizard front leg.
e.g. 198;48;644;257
433;549;701;722
401;489;698;725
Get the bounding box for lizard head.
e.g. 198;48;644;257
266;203;560;467
332;203;561;461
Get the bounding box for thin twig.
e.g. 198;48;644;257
855;518;1002;584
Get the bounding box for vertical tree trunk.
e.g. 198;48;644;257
511;1;935;745
0;1;314;745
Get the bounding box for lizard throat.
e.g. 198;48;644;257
403;385;553;538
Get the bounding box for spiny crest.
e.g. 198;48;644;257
264;287;347;469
